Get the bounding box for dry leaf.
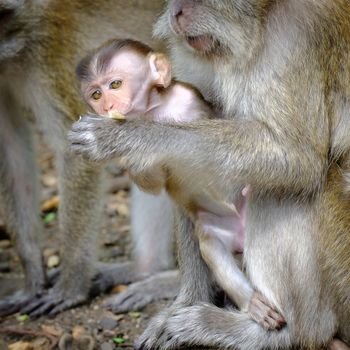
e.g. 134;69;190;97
7;331;54;350
72;325;86;339
106;201;130;217
111;284;128;293
47;255;60;268
115;190;128;200
113;314;125;321
0;239;11;249
41;196;59;212
43;248;58;259
41;174;57;188
38;153;54;165
9;341;33;350
31;338;51;350
41;324;63;338
115;203;129;217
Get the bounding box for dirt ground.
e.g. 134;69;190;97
0;133;169;350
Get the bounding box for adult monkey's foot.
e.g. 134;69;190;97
20;287;87;317
135;305;182;350
0;289;44;317
104;270;179;313
90;261;179;314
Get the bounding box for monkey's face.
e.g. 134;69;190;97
0;0;30;61
82;51;152;117
154;0;262;61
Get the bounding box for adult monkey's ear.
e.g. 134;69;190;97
148;52;172;88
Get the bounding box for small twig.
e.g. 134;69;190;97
0;327;59;349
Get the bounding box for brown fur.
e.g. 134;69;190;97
0;0;178;318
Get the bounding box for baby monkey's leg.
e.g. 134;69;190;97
197;186;285;330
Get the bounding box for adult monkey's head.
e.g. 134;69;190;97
154;0;266;62
154;0;268;109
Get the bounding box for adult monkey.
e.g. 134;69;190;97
0;0;180;318
69;0;350;348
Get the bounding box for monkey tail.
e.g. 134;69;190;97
207;308;292;350
175;304;331;350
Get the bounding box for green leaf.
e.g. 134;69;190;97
16;314;29;322
112;336;125;345
128;311;141;318
43;212;56;224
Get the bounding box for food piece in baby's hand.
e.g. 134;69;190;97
108;110;126;121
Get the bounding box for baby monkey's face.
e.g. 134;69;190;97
82;50;149;116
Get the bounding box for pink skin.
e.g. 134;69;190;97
197;186;251;255
328;339;350;350
84;50;155;116
172;0;213;52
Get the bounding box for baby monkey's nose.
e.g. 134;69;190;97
103;100;114;112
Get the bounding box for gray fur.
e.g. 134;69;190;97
69;0;350;348
0;0;179;317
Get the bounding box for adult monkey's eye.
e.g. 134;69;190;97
91;90;102;100
110;80;122;89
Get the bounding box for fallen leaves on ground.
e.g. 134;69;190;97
41;196;59;212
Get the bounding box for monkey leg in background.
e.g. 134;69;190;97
0;88;45;314
0;0;179;317
95;186;179;314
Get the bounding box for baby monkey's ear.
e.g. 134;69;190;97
148;52;172;88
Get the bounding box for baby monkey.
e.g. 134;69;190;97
76;39;285;330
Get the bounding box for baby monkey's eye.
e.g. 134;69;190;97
110;80;122;89
91;90;102;100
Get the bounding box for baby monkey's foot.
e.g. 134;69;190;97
248;291;286;330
